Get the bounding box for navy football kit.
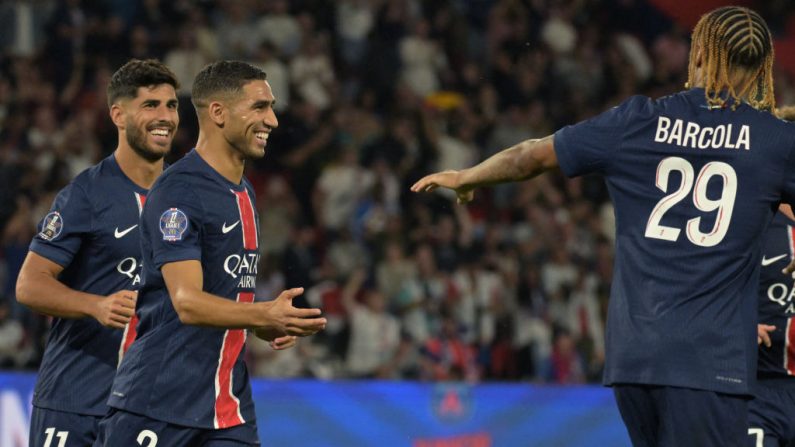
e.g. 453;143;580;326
748;211;795;447
554;88;795;446
99;149;261;446
28;154;147;446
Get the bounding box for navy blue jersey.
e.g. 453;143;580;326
109;149;260;429
757;212;795;380
554;88;795;395
29;154;147;416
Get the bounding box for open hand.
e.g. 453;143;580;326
410;170;474;204
260;288;326;336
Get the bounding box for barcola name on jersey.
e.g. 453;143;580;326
224;253;259;288
767;282;795;314
654;116;750;150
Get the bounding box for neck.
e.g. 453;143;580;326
195;129;245;184
114;144;163;190
692;67;759;101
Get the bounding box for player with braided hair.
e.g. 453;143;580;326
687;6;775;111
413;6;795;446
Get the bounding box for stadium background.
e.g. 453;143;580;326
0;0;794;445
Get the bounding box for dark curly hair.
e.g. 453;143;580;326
107;59;180;107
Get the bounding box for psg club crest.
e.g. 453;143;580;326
39;211;63;241
159;208;188;241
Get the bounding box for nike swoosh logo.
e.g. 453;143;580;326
762;254;788;267
222;221;240;234
114;225;138;239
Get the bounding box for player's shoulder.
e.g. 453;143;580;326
69;155;116;189
56;156;121;203
146;155;206;213
607;94;656;121
153;155;199;188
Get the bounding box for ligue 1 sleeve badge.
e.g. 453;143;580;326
39;211;63;241
159;208;188;241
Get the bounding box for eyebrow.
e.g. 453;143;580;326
142;99;179;106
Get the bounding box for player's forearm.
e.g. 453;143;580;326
459;135;556;188
15;269;101;319
170;289;267;329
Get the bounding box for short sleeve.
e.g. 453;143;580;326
29;182;92;267
554;95;649;178
143;180;204;269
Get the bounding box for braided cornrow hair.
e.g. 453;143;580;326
687;6;775;111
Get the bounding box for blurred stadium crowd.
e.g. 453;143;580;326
2;0;795;384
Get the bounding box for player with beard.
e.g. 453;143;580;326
96;61;327;446
15;59;179;446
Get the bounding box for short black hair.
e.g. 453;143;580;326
107;59;179;107
191;60;267;110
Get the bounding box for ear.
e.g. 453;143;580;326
208;101;226;127
110;103;125;129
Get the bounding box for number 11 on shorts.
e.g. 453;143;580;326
43;427;68;447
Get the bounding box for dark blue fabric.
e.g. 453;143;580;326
30;407;103;447
748;381;795;447
109;149;260;429
613;384;748;447
554;89;795;395
30;154;149;416
756;212;795;380
95;408;259;446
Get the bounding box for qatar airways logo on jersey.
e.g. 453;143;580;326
223;253;259;288
767;283;795;314
116;257;143;286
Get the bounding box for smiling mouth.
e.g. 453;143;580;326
148;126;173;144
254;131;269;145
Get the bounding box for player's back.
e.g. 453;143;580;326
555;88;795;395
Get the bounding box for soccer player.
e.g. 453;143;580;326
96;61;327;447
747;106;795;447
749;204;795;447
412;6;794;447
15;59;180;446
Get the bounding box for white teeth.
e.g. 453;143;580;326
255;132;268;140
150;129;169;136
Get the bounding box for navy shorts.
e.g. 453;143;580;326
29;406;102;447
94;408;260;447
613;384;749;447
747;380;795;447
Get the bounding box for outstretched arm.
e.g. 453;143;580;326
410;135;559;203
